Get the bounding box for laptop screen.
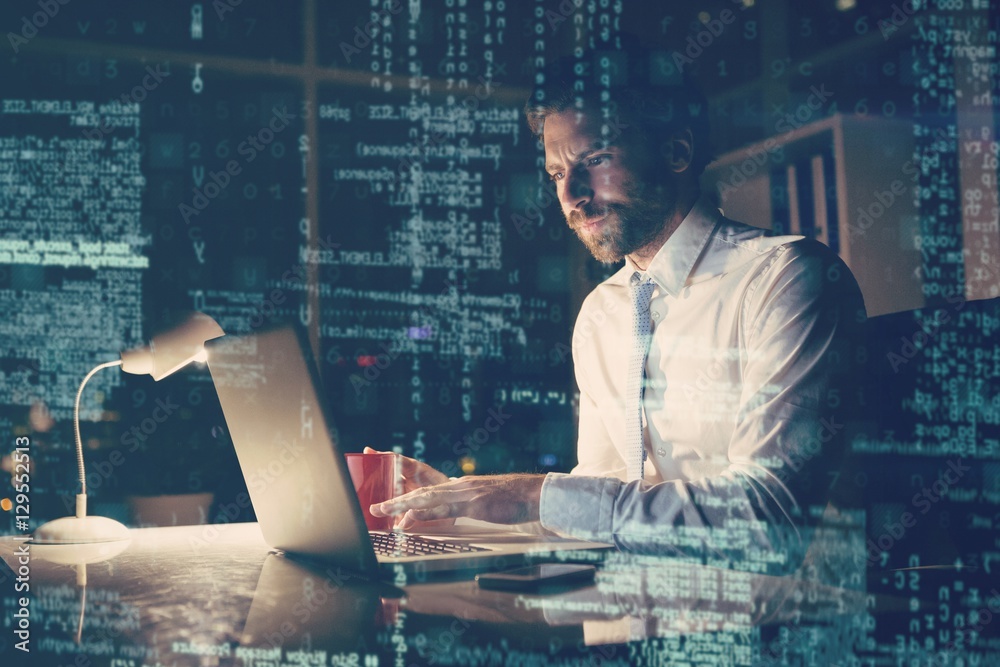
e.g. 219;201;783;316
206;325;380;577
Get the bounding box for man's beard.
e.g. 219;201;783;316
568;185;673;264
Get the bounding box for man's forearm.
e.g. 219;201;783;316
540;468;808;566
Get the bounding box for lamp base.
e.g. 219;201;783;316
32;515;131;545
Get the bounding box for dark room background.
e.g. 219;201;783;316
1;0;998;660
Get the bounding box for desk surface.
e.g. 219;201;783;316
0;522;995;666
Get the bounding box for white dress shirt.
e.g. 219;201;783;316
539;196;866;563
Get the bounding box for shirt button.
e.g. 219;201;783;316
656;447;667;457
651;311;660;320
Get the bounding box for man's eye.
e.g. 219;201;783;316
587;156;606;167
549;172;564;181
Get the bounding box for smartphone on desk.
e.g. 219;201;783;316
475;564;596;592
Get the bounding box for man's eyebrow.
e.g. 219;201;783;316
546;143;613;172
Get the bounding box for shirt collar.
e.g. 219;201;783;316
623;195;721;297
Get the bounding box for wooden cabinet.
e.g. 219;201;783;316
702;114;924;317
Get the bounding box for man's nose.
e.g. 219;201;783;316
561;167;593;210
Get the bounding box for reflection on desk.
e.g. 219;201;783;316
1;522;997;666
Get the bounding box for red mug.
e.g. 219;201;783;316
345;452;397;531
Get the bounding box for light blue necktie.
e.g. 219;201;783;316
626;272;655;482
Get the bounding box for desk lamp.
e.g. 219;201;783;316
32;312;224;545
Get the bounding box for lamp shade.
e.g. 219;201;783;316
120;311;224;380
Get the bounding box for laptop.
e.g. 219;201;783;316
205;324;609;578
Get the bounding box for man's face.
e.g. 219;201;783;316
543;110;675;264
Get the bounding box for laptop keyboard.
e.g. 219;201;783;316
370;531;490;557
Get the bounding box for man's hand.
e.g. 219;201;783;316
370;474;545;530
363;446;448;494
363;447;455;531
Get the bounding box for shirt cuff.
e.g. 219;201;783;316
539;472;622;542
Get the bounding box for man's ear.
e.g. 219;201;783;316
665;128;695;174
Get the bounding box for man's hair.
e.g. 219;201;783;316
524;53;713;177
